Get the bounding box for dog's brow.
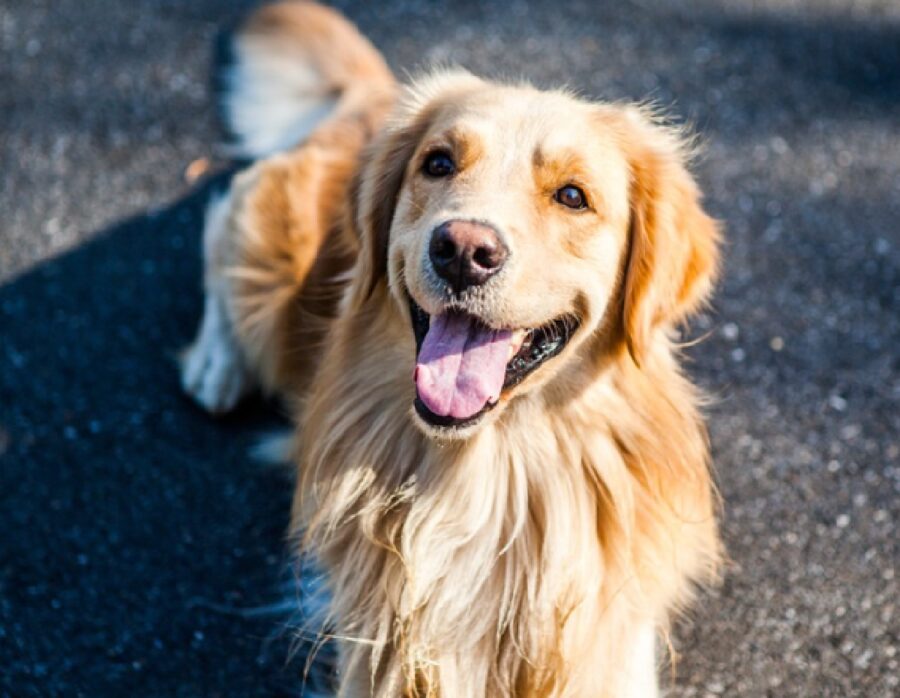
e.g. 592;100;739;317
441;127;484;168
533;146;591;185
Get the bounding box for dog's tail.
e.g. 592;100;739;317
218;1;395;160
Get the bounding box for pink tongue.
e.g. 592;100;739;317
415;313;512;420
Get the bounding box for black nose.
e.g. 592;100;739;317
428;220;508;293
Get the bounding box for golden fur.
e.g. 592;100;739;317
183;2;724;695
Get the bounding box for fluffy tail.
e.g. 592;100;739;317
218;1;395;159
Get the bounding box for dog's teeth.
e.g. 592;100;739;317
508;329;528;361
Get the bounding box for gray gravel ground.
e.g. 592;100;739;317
1;1;898;696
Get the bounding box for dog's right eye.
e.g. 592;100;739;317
422;151;456;178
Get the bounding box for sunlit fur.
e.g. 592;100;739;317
193;3;724;696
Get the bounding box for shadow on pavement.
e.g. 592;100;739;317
0;171;329;697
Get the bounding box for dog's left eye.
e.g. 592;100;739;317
554;185;587;210
423;150;456;178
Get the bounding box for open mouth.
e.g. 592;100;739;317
409;297;579;429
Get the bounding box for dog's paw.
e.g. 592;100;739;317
180;338;254;415
180;298;255;415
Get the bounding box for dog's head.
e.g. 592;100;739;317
350;71;719;438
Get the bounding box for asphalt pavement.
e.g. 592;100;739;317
1;1;898;696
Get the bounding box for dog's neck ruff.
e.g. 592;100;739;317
295;300;719;696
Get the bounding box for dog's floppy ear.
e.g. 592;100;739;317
348;70;484;304
616;109;721;364
350;116;431;301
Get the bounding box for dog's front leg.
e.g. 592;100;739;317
180;189;257;414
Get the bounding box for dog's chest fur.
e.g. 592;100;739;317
298;321;717;696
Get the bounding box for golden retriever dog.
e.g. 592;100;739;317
180;2;723;695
